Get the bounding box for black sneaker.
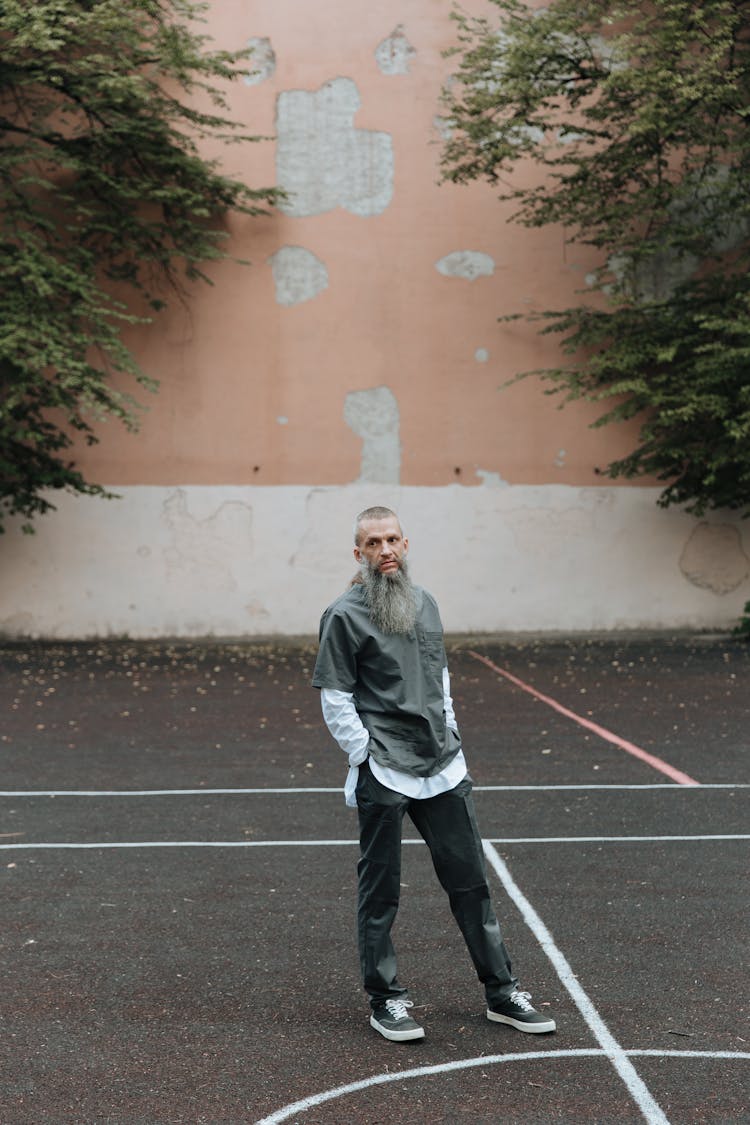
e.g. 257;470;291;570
370;997;425;1042
487;990;556;1033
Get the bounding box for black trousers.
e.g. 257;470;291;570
355;760;518;1009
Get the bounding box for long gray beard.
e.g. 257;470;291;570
360;557;417;635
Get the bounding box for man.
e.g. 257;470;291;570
312;506;556;1042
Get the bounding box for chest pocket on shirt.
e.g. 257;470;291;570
419;629;444;671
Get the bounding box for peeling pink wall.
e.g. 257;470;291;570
6;2;749;638
69;0;639;491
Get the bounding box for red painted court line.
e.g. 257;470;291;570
468;650;700;787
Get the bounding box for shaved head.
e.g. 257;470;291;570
354;506;402;546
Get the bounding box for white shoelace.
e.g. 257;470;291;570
384;997;415;1022
509;990;534;1011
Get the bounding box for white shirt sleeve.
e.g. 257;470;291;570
443;666;458;732
320;688;370;808
320;689;370;766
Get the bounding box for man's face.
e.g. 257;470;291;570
354;517;408;576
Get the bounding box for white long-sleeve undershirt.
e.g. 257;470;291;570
320;666;467;807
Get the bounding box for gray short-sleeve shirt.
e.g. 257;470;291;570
312;584;461;778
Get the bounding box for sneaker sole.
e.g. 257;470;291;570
486;1009;556;1034
370;1015;426;1042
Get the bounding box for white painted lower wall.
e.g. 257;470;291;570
1;484;748;638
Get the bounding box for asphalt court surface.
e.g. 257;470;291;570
1;635;748;1124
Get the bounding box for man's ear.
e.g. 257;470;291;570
353;546;362;563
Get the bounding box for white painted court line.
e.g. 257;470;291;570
254;1051;607;1124
1;834;748;850
254;1049;750;1125
1;833;749;851
484;843;669;1124
0;840;361;850
0;788;347;797
476;783;750;792
469;650;701;787
629;1051;750;1059
482;835;750;843
1;783;747;797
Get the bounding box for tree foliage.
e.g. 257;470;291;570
0;0;280;532
442;0;750;514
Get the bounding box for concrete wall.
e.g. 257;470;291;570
2;0;748;637
2;485;748;637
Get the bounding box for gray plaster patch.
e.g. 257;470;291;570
474;348;489;363
244;37;276;86
602;167;749;303
276;78;394;218
344;385;401;484
679;522;749;595
476;468;509;487
436;251;495;281
375;25;416;75
269;245;329;306
557;128;587;145
433;112;455;140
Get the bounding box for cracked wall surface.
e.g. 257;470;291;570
162;490;253;594
2;486;748;636
679;523;750;594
